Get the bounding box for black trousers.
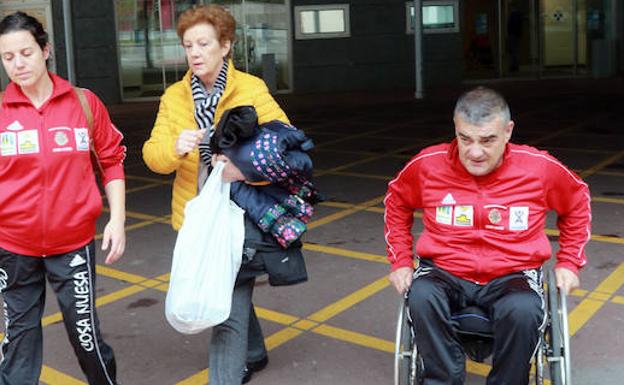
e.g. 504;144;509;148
0;241;117;385
407;260;545;385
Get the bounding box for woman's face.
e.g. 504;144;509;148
182;23;231;86
0;30;49;90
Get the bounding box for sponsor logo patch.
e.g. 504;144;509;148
1;132;17;156
509;206;529;231
17;130;40;154
453;205;473;227
435;206;453;225
74;128;90;151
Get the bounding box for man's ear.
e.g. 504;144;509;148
505;120;514;142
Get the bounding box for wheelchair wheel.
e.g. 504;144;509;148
546;271;571;385
394;300;424;385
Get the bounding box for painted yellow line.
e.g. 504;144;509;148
96;285;147;307
568;262;624;336
293;319;319;331
255;306;300;326
593;262;624;293
580;149;624;178
308;196;385;230
612;295;624;305
307;276;389;323
466;361;492;377
593;196;624;205
125;174;172;185
303;243;387;264
265;327;304;350
40;365;86;385
568;298;604;336
313;324;394;352
544;228;624;245
174;369;208;385
96;265;152;284
126;182;163;194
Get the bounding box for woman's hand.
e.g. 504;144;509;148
175;129;206;156
212;154;245;182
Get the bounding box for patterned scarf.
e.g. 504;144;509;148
192;60;229;165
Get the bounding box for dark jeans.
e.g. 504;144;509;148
0;242;117;385
407;260;545;385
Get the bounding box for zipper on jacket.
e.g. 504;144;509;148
473;184;484;283
39;111;48;253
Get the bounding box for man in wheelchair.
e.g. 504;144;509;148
384;87;591;385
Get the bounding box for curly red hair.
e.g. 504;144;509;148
176;5;236;56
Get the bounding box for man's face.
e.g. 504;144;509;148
454;114;514;176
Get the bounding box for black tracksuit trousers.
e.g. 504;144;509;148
407;260;545;385
0;241;117;385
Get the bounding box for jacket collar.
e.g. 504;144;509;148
182;58;236;100
3;72;74;107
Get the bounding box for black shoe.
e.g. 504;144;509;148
242;356;269;384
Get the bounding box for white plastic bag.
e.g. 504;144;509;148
165;161;245;334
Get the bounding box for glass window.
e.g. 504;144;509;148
406;0;460;34
294;4;350;39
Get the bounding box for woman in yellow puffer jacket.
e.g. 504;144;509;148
142;5;288;385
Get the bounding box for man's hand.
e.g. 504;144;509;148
175;129;206;156
389;267;414;295
102;217;125;264
212;154;245;182
554;267;580;295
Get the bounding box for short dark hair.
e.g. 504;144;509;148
454;86;511;125
0;11;49;50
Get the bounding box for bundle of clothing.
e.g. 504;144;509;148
209;106;322;248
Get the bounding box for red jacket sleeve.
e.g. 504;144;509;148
543;155;591;275
86;90;126;186
384;156;423;271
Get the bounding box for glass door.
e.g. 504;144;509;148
115;0;291;100
463;0;501;79
540;0;588;76
211;0;291;92
501;0;538;77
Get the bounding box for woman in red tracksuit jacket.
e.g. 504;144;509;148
0;12;125;385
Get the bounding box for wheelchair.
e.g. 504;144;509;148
394;270;571;385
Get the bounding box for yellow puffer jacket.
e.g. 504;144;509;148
142;63;289;230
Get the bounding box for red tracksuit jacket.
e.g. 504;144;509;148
384;140;591;284
0;74;126;257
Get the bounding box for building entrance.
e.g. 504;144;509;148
463;0;614;80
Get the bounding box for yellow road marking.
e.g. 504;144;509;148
265;327;304;350
594;262;624;293
612;296;624;305
307;277;389;322
592;196;624;205
96;265;153;284
304;243;387;264
255;306;300;326
126;182;164;194
313;324;394;352
126;174;172;185
40;365;86;385
568;262;624;336
293;319;319;330
174;369;208;385
308;196;385;229
579;149;624;178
